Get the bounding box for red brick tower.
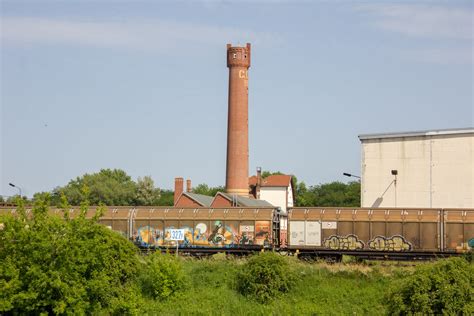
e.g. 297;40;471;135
226;43;251;196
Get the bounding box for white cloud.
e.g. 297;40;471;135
0;17;283;52
357;4;473;40
355;4;473;65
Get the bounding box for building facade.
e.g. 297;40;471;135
249;174;294;213
359;128;474;208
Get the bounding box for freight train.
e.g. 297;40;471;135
1;206;473;260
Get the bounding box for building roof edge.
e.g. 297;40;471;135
358;127;474;141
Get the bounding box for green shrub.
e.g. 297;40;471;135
138;253;185;299
462;250;473;263
386;257;474;315
236;252;296;303
0;197;141;315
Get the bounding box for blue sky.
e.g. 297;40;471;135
1;1;473;197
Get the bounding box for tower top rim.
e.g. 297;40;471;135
227;43;251;68
226;43;251;49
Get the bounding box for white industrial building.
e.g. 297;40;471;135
359;128;474;209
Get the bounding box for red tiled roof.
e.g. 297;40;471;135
248;174;292;187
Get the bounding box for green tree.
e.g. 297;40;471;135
295;181;360;207
155;189;174;206
261;170;283;178
0;195;141;314
193;184;225;197
294;181;313;206
32;189;62;206
135;176;161;205
313;181;360;207
60;169;137;205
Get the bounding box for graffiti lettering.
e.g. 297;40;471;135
368;235;412;251
323;234;364;250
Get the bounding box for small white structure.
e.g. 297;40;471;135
359;128;474;208
252;174;294;213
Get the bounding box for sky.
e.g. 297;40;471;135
1;0;473;197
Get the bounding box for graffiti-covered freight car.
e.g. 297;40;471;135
129;207;282;250
0;206;472;259
288;208;474;259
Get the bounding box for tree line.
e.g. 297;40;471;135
1;168;360;207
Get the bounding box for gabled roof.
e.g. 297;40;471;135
249;174;293;187
213;192;274;207
181;192;213;207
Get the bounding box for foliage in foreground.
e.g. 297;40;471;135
386;257;474;315
0;196;141;314
138;253;186;299
142;255;391;315
236;252;297;303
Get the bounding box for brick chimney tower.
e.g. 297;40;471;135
225;43;251;196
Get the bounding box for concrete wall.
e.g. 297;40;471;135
288;184;294;208
260;185;292;213
361;133;474;208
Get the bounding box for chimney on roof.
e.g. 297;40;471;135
256;167;262;199
174;177;184;206
186;179;192;193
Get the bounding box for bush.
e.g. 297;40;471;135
386;257;474;315
236;252;296;303
138;253;185;299
0;197;141;314
462;250;473;263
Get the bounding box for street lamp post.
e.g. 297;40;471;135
8;183;22;197
343;172;360;180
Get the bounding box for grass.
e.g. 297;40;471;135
139;254;416;315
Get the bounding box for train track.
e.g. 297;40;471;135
136;244;466;261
